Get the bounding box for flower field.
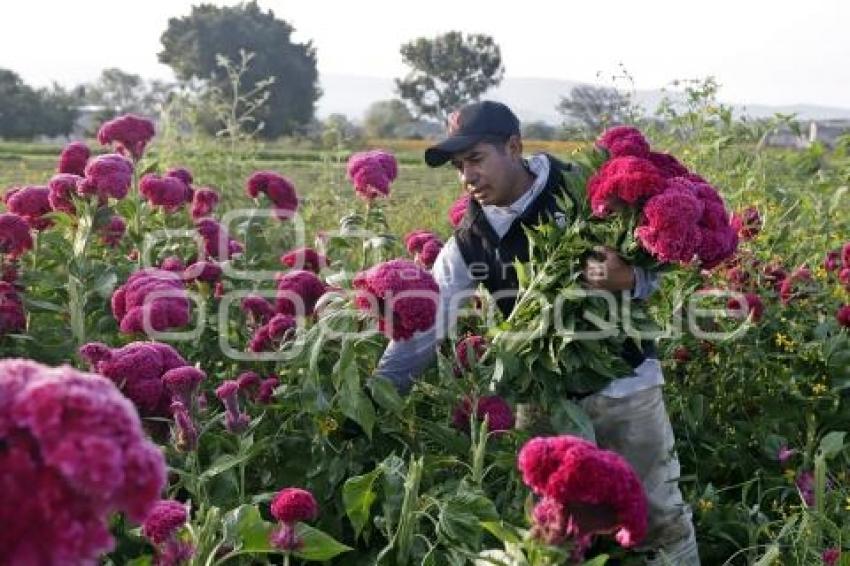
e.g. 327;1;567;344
1;103;850;566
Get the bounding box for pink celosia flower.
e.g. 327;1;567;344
837;304;850;328
110;269;190;334
531;497;569;546
518;435;597;496
596;126;650;158
190;187;219;219
78;153;134;201
99;215;126;247
352;259;439;341
48;173;81;215
241;294;275;325
142;500;188;545
97;114;155;160
275;270;327;316
195;218;243;261
451;395;515;434
646;151;689;178
5;186;52;230
777;445;796;464
58;141;90;176
270;488;319;523
140;174;191;211
726;292;764;322
280;247;328;273
448;195;470;228
587;156;665;217
346;150;398;199
0;281;26;335
0;359;166;564
215;380;250;433
0;212;34;258
246;171;299;220
730;206;762;240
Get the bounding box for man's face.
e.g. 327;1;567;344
450;139;519;207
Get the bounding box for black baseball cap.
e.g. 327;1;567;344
424;100;521;167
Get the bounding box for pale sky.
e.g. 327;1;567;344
2;0;849;108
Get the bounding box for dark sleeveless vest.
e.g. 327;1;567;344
453;153;655;369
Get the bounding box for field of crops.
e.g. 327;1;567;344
2;107;850;566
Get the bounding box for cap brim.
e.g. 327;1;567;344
424;134;483;167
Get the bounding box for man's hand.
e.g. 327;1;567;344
583;246;635;292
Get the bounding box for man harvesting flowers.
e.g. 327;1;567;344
373;101;701;564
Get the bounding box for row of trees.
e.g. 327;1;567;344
0;1;634;140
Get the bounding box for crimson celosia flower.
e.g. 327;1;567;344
99;215;126;248
140;174;191;211
78;153;134;201
0;281;26;335
635;181;704;263
241;294;275;325
673;346;690;363
190;187;219;219
97;114;155;160
841;242;850;269
587;156;665;217
246;171;299;220
451;395;515;434
110;269;191;334
270;488;319;523
0;212;33;259
236;371;261;396
730;206;762;240
160;256;185;273
352;259;439;341
280;247;328;273
183;260;222;283
58;141;90;176
48;173;81;215
275;270;326;316
257;377;279;404
824;250;841;272
248;314;296;352
455;335;487;370
837;305;850;328
646;151;689;178
823;548;841;566
215;380;250;433
270;523;302;552
762;262;787;292
165;167;193;186
839;268;850;289
0;359;166;564
346;150;398;199
726;266;751;291
596;126;650;158
142;500;188;545
404;230;443;268
448;195;470;228
727;292;764;322
5;186;52;230
195;218;243;261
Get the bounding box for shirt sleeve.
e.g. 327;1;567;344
375;237;475;393
630;266;661;301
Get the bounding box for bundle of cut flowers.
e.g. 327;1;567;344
490;126;739;401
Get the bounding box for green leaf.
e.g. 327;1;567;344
438;491;499;544
550;398;596;442
818;431;846;460
339;383;376;439
367;375;404;415
480;521;522;544
222;504;272;551
343;467;382;539
292;523;352;561
199;452;254;481
580;555;610;565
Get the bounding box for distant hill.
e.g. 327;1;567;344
317;74;850;124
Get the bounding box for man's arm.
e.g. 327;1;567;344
584;247;660;300
375;237;474;393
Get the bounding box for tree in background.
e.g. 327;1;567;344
363;100;415;139
158;1;320;138
0;69;77;139
556;84;634;136
521;120;559;141
396;31;504;123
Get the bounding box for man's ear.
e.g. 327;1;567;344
506;135;523;160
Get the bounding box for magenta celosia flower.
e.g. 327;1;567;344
762;263;788;292
837;304;850;328
727;292;764;322
248;314;296;352
731;206;762;240
404;230;443;268
257;377;279;404
162;366;206;407
275;270;327;316
673;346;690;363
0;359;166;564
353;259;439;341
48;173;81;215
518;436;648;548
839;268;850;290
823;548;841;566
0;281;26;335
195;218;243;261
346;150;398;199
777;445;796;464
78;153;134;201
215;380;250;433
142;500;188;545
236;371;262;396
587;156;665;217
824;250;841;272
183;260;222;283
165;167;193;187
270;523;302;552
451;395;515;435
270;487;319;523
246;171;299;220
97;114;155;160
5;186;53;230
455;335;487;371
635;182;704;264
170;400;198;453
58;141;91;176
110;269;190;334
841;242;850;269
160;256;186;273
0;212;34;259
190;187;219;220
646;151;689;178
726;266;751;291
531;497;569;546
796;470;815;506
241;294;275;325
404;230;438;254
280;247;328;273
448;195;470;228
140;174;191;211
100;215;126;248
595;126;650;158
